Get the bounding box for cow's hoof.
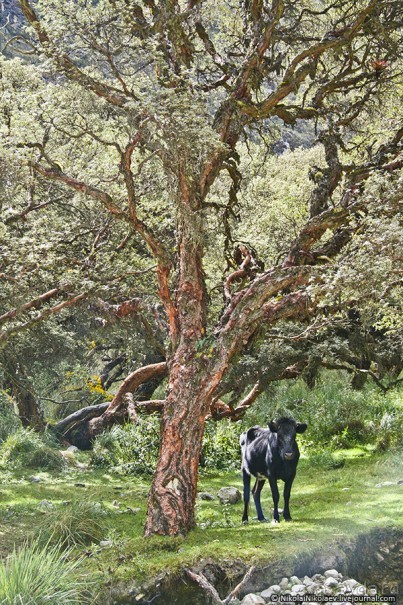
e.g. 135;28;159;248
272;519;280;525
284;517;292;522
242;520;248;525
258;517;268;523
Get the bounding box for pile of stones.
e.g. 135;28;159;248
240;570;370;604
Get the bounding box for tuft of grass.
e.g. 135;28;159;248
0;428;65;471
306;449;345;469
37;501;106;548
0;539;91;605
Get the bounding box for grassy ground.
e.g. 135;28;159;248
0;447;402;591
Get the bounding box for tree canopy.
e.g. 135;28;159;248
0;0;402;535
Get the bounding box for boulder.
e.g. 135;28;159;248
324;577;339;589
324;570;341;580
217;487;242;504
197;492;215;501
241;594;266;605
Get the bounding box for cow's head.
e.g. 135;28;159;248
269;418;307;461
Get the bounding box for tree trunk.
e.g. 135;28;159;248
2;356;44;431
144;359;222;536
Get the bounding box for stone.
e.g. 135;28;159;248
241;594;266;605
217;487;242;505
375;552;384;562
324;577;339;589
397;479;403;485
100;540;112;547
303;577;314;586
289;576;301;586
291;584;306;594
270;585;281;594
67;445;79;453
279;578;290;590
324;570;341;580
312;575;324;582
197;492;215;501
38;499;54;511
342;579;359;592
260;588;275;600
28;475;41;483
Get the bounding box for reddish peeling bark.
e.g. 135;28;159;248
87;361;167;437
144;359;224;536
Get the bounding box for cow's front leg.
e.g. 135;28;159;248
283;473;296;521
252;478;267;522
268;476;280;523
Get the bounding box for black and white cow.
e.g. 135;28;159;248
240;418;307;524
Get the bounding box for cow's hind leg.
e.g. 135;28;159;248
242;469;251;524
252;478;267;522
269;476;280;523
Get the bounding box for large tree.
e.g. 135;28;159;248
0;0;402;535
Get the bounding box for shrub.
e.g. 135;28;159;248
307;450;345;470
0;428;65;471
0;539;91;605
37;501;105;548
0;391;20;444
91;416;161;475
243;372;403;448
92;416;243;474
375;412;403;451
25;446;66;471
200;421;241;471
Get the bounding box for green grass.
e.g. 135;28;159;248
0;448;402;592
0;539;91;605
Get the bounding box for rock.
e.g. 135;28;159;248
60;450;76;464
67;445;79;453
217;487;242;505
28;475;41;483
341;487;350;491
289;576;301;586
397;479;403;485
260;588;275;600
324;570;341;580
279;578;290;590
291;584;306;594
126;507;141;514
375;552;384;562
312;575;324;582
38;499;54;511
303;577;314;586
324;577;339;589
100;540;112;547
342;579;359;592
197;492;215;501
241;594;266;605
261;585;281;599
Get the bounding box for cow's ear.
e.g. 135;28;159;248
269;421;278;432
296;423;308;434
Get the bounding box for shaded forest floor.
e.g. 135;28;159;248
0;447;402;595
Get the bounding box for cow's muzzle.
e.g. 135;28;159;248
284;452;295;461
